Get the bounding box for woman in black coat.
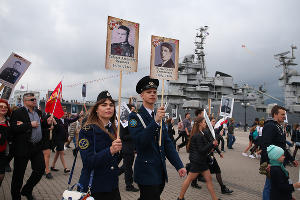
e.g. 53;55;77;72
166;118;176;147
177;117;219;200
0;99;12;186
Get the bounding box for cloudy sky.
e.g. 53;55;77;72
0;0;299;102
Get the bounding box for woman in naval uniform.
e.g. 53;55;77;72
78;91;122;200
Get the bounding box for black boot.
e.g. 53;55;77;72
191;180;202;189
221;185;233;194
126;185;139;192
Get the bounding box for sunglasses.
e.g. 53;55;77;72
26;98;37;102
0;105;8;109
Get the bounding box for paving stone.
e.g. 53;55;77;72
1;128;300;199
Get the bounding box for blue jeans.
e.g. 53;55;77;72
263;177;270;200
228;134;235;148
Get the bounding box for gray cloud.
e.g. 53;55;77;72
1;0;299;101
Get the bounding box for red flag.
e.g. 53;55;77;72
45;81;64;118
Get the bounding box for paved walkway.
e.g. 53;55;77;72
1;129;300;199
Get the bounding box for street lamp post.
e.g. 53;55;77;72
241;102;250;132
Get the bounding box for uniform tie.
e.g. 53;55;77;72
151;111;155;119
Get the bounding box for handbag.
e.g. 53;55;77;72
61;127;96;200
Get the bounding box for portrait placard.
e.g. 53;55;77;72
116;102;131;128
1;86;13;100
105;16;139;72
150;35;179;80
0;53;31;88
219;96;234;118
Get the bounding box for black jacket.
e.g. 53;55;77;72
189;131;214;165
52;116;79;143
260;120;293;164
203;129;221;155
291;130;300;143
120;125;135;154
167;123;175;141
10;107;49;156
270;166;294;200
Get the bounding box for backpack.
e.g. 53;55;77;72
252;129;258;140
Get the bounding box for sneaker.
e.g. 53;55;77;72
45;173;53;179
249;155;255;159
126;185;139;192
242;153;248;157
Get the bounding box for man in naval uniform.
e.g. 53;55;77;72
128;76;186;200
111;25;134;57
0;60;21;84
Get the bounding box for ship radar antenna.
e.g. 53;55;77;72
194;26;209;78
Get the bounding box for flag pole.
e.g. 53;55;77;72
159;80;165;146
116;71;123;139
49;84;62;140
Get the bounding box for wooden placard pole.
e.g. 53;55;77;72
116;71;123;139
208;98;211;116
0;84;5;92
159;80;165;146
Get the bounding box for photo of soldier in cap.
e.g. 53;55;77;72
155;42;175;68
0;60;22;84
111;25;134;58
0;53;31;88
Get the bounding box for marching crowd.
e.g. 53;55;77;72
1;75;300;200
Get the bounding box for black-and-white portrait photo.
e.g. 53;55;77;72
220;96;234;117
117;102;131;128
111;25;134;57
0;60;21;84
155;42;175;68
0;53;31;88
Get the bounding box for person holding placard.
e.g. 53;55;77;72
78;91;122;200
128;76;186;200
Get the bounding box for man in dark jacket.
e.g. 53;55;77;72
119;104;139;192
260;105;298;200
10;93;52;200
128;76;186;200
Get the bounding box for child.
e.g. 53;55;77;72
267;145;300;200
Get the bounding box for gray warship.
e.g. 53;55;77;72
158;26;300;127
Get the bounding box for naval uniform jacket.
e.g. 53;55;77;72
128;105;183;185
78;124;120;193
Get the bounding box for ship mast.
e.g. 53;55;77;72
194;26;209;78
274;45;298;107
